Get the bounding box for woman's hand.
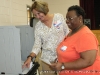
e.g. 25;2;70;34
50;62;63;71
22;57;31;68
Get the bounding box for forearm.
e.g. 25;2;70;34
63;58;93;70
62;50;96;70
27;52;36;61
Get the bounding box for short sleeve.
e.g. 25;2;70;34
76;33;99;53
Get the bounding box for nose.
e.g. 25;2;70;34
66;19;69;24
35;14;40;19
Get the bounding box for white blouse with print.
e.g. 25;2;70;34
31;13;69;62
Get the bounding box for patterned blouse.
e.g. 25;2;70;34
31;13;69;62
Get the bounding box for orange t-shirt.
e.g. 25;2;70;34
57;26;100;75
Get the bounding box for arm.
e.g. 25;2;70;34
50;50;97;71
57;13;69;36
31;23;42;56
61;14;69;36
62;33;98;70
51;33;99;71
23;52;36;68
23;23;42;68
63;50;97;70
63;20;69;36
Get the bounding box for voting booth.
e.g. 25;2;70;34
0;25;40;75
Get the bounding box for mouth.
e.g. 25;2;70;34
39;18;42;20
67;23;71;26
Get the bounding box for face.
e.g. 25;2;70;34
32;9;46;21
66;10;81;30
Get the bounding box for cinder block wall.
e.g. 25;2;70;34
0;0;32;26
43;0;79;18
0;0;79;26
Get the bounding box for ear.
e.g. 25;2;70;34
78;15;83;23
79;15;83;20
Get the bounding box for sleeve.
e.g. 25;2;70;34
60;13;69;36
63;18;69;36
76;33;99;53
31;23;42;55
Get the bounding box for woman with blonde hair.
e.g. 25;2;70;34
23;1;69;75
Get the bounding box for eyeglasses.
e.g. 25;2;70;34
66;16;77;21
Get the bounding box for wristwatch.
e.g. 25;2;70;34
27;55;33;61
61;63;65;69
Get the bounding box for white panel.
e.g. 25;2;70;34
0;26;22;74
0;25;35;74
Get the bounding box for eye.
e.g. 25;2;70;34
66;16;77;21
37;12;40;15
66;17;72;21
34;12;41;17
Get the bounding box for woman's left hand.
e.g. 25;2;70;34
50;62;62;71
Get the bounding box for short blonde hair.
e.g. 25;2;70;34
31;1;49;15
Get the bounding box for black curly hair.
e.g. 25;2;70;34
68;5;86;19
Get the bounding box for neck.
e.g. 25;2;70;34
68;24;84;36
42;14;53;23
41;14;54;28
72;24;83;33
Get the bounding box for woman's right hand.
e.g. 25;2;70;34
22;57;32;68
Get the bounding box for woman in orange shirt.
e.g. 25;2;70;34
50;5;100;75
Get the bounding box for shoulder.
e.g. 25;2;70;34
54;13;65;21
81;26;93;34
35;21;43;30
54;13;64;17
79;26;95;37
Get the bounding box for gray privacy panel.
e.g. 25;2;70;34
16;25;34;61
0;26;22;74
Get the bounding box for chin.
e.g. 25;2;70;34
68;26;72;29
39;18;43;21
